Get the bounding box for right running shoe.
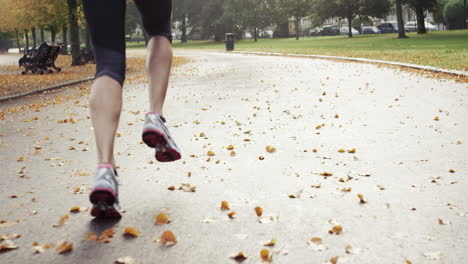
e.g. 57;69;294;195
142;112;181;162
89;164;121;218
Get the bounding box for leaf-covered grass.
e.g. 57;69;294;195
165;30;468;71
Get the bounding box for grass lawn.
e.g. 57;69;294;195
128;30;468;71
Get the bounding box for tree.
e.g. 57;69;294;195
444;0;468;29
404;0;438;34
66;0;81;65
395;0;408;38
314;0;391;38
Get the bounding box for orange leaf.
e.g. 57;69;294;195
159;230;177;246
255;206;263;217
221;201;230;210
53;214;69;227
55;241;73;254
155;213;171;225
123;227;141;237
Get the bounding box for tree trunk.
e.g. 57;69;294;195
16;29;21;53
50;27;56;43
254;27;257;42
415;5;426;34
395;0;408;38
67;0;81;65
24;29;29;50
143;30;149;45
40;27;45;43
348;15;353;38
295;17;300;40
181;13;187;43
31;27;37;48
62;23;68;54
85;23;91;49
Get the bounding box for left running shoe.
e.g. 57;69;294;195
89;164;121;218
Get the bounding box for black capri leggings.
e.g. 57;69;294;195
82;0;172;86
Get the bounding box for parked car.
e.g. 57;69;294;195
259;30;273;38
361;26;381;34
317;25;340;36
309;27;323;37
244;32;252;39
340;27;360;35
405;21;437;32
379;22;398;33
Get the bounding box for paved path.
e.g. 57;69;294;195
0;50;467;264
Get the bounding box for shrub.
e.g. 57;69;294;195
444;0;468;29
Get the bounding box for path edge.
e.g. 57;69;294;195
0;77;94;103
232;51;468;77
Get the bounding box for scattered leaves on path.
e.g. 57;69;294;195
159;231;177;246
32;242;54;254
87;228;115;243
357;193;367;204
0;240;19;252
53;214;69;227
230;252;247;262
221;201;230;210
264;239;276;247
255;206;263;217
123;227;141;237
329;225;343;235
260;249;272;262
115;256;136;264
155;213;171;225
55;241;73;254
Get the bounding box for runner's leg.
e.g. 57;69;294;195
82;0;126;167
134;0;173;115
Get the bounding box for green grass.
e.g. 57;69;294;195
153;30;468;71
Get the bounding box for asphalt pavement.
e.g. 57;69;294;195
0;50;467;264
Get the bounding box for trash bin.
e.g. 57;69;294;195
225;33;234;51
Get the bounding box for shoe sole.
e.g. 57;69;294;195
142;129;181;162
89;188;121;218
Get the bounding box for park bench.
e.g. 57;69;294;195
0;47;8;53
18;43;62;75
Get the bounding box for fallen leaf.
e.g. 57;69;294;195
221;201;230;210
69;206;81;213
337;149;345;153
123;227;141;237
357;193;367;203
115;256;136;264
17;156;25;162
264;239;276;247
0;233;21;241
230;151;236;156
155;213;171;225
260;249;272;262
168;186;175;191
87;232;99;241
329;225;342;235
330;256;339;264
180;183;196;192
438;218;450;225
230;252;247;262
0;240;19;251
228;211;236;218
405;259;413;264
55;241;73;254
320;172;333;177
227;145;234;150
347;148;356;153
259;156;265;160
32;242;54;254
207;150;215;156
449;169;455;173
345;245;352;254
310;237;322;244
266;146;276;153
159;230;177;246
53;214;69;227
255;206;263;217
434;116;439;121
